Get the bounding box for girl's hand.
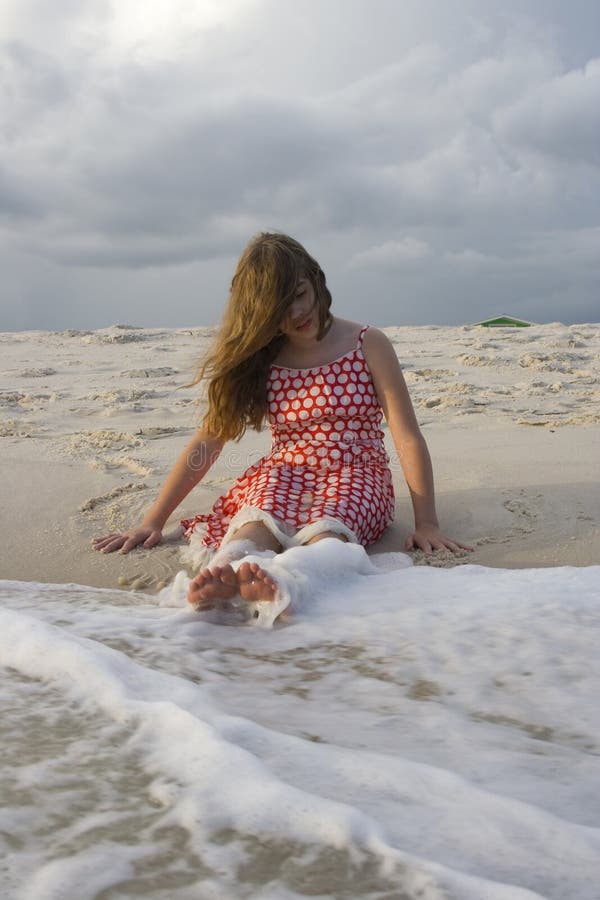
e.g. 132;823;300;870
92;526;163;555
405;523;473;555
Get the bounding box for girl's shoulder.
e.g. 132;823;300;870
324;321;394;361
334;317;368;343
362;326;402;371
361;324;392;348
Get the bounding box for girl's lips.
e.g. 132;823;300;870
294;314;313;331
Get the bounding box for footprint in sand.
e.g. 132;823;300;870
502;490;542;536
80;482;147;512
19;367;57;378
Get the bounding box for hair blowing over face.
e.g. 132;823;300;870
193;233;332;441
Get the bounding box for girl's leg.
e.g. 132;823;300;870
305;531;348;545
188;522;359;614
231;532;350;607
242;533;375;615
188;521;282;609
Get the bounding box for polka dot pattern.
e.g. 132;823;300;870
182;326;395;549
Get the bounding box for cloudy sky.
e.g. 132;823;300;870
1;0;599;330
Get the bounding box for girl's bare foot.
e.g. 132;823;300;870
187;565;239;610
237;562;278;603
187;562;278;609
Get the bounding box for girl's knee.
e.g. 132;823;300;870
229;521;282;552
305;530;348;546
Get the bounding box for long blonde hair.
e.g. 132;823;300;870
194;233;332;441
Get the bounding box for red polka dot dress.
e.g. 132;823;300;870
182;326;395;550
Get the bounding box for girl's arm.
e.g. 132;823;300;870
363;328;471;554
93;429;224;554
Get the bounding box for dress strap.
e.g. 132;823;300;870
357;325;370;348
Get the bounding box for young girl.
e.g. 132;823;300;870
93;233;470;611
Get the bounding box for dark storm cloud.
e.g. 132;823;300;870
0;165;40;218
2;40;72;120
0;0;599;328
86;97;346;237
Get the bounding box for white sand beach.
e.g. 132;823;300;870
2;323;600;900
1;322;598;588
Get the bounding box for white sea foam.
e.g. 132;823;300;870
1;543;599;899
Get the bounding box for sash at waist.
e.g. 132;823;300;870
269;439;390;468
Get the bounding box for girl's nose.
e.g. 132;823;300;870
289;299;304;320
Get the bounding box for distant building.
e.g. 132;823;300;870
472;315;534;328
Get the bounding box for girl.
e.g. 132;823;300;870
93;233;470;611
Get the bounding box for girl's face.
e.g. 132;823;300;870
279;279;318;340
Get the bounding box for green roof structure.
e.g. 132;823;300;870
472;315;534;328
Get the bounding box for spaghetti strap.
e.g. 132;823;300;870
357;324;370;347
